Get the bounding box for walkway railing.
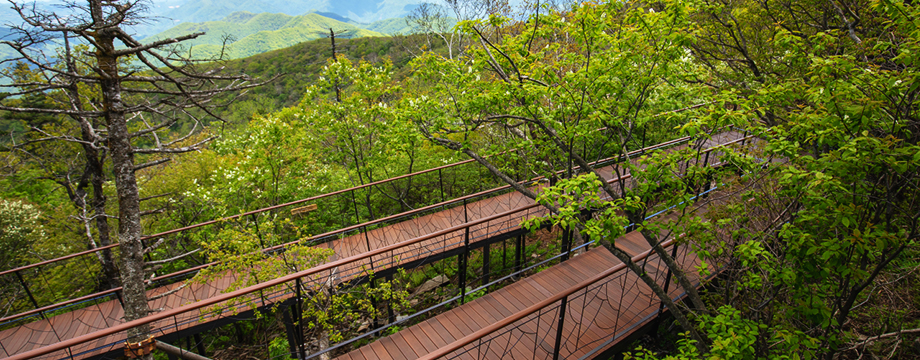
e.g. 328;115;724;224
3;132;755;360
0;134;697;329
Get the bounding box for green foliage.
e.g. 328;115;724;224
626;306;819;360
0;199;44;269
192;219;334;314
148;12;387;60
300;271;411;343
269;337;293;359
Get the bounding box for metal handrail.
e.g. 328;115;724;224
418;238;675;360
4;132;755;359
0;131;699;277
0;135;696;323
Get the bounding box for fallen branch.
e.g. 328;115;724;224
156;340;213;360
844;328;920;351
147;282;189;302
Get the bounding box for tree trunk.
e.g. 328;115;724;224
63;25;120;291
90;154;121;289
94;26;150;351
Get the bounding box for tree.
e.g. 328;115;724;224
402;0;717;348
0;0;269;352
617;0;920;358
0;199;44;274
2;45;123;288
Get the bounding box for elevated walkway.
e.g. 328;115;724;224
0;130;749;359
336;231;703;360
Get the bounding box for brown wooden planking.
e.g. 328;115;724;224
366;339;395;360
388;331;421;360
405;325;440;354
336;242;706;360
376;336;410;360
426;318;458;344
356;343;379;360
452;305;507;359
433;314;475;346
474;296;533;359
546;260;618;351
416;320;449;349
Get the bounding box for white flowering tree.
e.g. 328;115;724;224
0;199;44;272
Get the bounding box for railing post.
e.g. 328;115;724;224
438;168;445;204
552;296;568;360
560;228;571;262
193;333;207;357
363;227;373;260
115;289;124;307
385;272;396;324
501;237;507;272
482;243;490;287
14;271;43;319
460;226;470;305
351;189;360;225
281;301;299;358
369;275;380;336
515;234;524;273
295;278;305;358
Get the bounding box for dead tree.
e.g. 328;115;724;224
0;0;272;353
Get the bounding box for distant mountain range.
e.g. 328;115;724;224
0;1;450;61
148;11;420;60
159;0;425;24
0;0;433;38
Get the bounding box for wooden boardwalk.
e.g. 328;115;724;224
335;231;703;360
0;131;745;359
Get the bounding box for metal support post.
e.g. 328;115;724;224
515;234;524;273
552;296;568;360
482;243;490;287
460;226;470;305
386;273;396;324
280;302;299;358
438;168;445;204
560;228;571;262
502;237;507;272
193;333;206;357
351;190;360;225
294;278;305;358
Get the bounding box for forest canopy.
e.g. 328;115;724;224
1;0;919;359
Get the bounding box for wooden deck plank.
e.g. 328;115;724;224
403;323;440;354
355;343;377;360
474;296;532;359
450;305;508;359
426;318;458;344
414;320;448;348
386;330;420;360
380;336;413;360
365;339;394;360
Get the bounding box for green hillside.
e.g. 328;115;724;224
198;33;450;124
363;17;415;34
148;12;387;60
